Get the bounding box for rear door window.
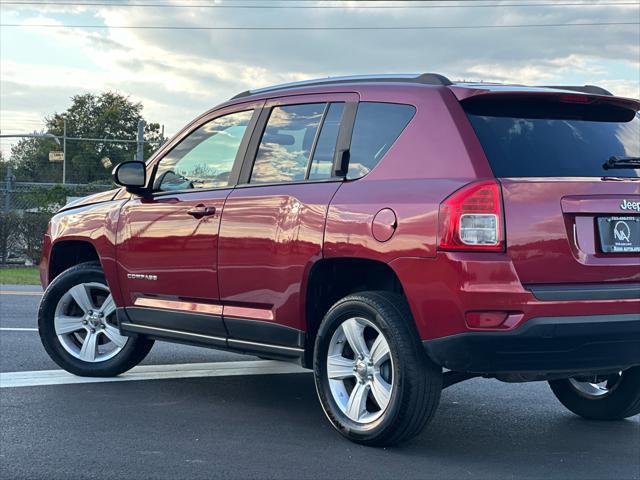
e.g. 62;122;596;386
347;102;416;179
308;103;345;180
465;99;640;178
250;103;325;184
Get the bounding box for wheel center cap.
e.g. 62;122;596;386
87;312;101;327
355;360;368;378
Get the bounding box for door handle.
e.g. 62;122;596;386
187;204;216;219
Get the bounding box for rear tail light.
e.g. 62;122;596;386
438;180;505;252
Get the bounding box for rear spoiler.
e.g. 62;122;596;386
449;86;640;112
541;85;613;96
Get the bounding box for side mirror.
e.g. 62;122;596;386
113;161;148;195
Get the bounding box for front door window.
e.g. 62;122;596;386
155;110;253;192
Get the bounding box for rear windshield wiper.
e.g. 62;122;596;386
603;156;640;170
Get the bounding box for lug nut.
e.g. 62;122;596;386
82;320;88;325
90;328;96;333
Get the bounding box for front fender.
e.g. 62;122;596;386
43;199;128;306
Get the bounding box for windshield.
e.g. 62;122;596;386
465;101;640;178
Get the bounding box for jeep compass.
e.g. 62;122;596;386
38;73;640;446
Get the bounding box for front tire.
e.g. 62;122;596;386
549;368;640;420
38;262;154;377
313;291;442;446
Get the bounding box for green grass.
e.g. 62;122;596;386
0;267;41;285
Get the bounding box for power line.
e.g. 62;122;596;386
0;0;542;2
1;21;637;30
0;134;161;144
2;0;630;3
2;1;637;8
0;122;46;124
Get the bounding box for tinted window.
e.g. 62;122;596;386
466;102;640;178
251;104;325;184
308;103;345;180
155;110;253;191
347;103;416;179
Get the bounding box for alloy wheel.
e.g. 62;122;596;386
568;372;623;398
53;282;128;362
326;317;394;424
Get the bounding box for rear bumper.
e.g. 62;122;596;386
390;253;640;341
423;313;640;375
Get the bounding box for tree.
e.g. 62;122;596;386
7;136;60;182
10;92;164;184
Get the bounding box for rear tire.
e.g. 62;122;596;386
38;262;154;377
313;291;442;446
549;368;640;420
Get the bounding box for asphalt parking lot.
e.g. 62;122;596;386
1;285;638;480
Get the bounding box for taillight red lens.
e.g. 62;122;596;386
438;180;505;252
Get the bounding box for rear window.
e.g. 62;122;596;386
465;99;640;178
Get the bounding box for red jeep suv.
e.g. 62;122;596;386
38;73;640;446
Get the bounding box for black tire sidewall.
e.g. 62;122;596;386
549;367;640;420
314;293;438;443
38;263;152;377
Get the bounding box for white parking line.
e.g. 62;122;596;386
0;291;42;296
0;360;309;388
0;327;38;332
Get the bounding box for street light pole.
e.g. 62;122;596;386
136;119;145;162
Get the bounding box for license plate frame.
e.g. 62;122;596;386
597;216;640;253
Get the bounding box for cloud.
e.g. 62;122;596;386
597;79;640;99
463;54;640;95
1;0;638;159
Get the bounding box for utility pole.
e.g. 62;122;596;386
136;119;146;162
1;164;15;263
62;118;67;184
3;164;14;214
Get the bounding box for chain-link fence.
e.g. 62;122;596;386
0;181;112;265
1;181;112;212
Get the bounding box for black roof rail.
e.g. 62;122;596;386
230;72;452;100
415;73;453;86
541;85;613;96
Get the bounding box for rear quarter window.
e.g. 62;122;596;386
347;102;416;179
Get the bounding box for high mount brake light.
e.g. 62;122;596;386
438;180;505;252
558;93;592;104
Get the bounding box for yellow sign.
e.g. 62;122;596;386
49;151;64;162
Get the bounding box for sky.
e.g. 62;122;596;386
1;0;639;160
